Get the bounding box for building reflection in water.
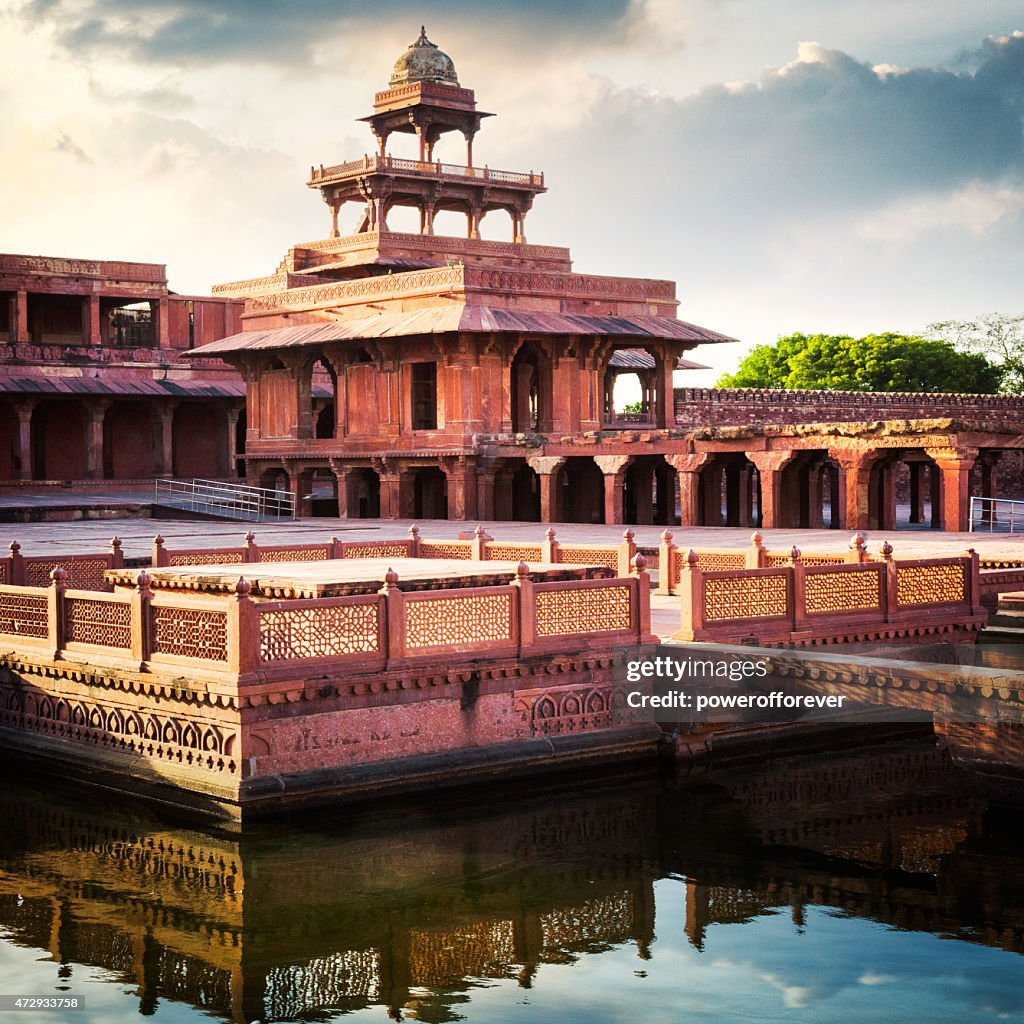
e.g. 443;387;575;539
0;735;1021;1022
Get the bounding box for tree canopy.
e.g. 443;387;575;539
717;332;1002;394
927;314;1024;394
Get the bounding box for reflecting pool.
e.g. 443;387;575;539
1;733;1022;1022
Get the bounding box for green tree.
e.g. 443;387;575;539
926;313;1024;394
717;332;1002;393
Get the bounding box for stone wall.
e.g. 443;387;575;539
674;387;1024;428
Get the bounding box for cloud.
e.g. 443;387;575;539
54;132;91;162
15;0;638;67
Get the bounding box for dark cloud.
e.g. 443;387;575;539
16;0;633;67
54;132;91;162
547;34;1024;237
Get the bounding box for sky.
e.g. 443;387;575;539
2;1;1023;383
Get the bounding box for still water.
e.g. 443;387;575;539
0;734;1021;1023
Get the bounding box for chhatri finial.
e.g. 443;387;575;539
419;25;427;42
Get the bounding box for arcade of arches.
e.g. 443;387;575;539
251;436;1012;530
0;397;245;482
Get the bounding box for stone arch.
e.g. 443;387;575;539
624;455;676;525
510;340;553;433
555;457;604;524
31;400;87;479
103;401;155;479
511;462;541;522
0;400;16;479
412;465;448;520
313;355;337;439
777;450;843;529
869;449;942;530
346;467;381;519
697;454;760;527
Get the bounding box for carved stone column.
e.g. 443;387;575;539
14;400;36;480
152;403;177;477
528;456;566;524
746;450;796;530
927;446;979;532
84;400;112;479
225;404;243;477
829;448;877;531
13;290;28;344
595;454;631;526
666;453;710;527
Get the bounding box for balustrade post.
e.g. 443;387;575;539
880;541;897;620
152;535;168;568
110;536;124;571
244;531;260;563
789;548;806;632
407;524;421;558
131;571;152;667
9;541;24;585
656;530;676;596
380;569;406;661
965;548;983;614
675;550;704;642
541;528;559;565
618;530;636;577
512;563;535;653
472;524;488;561
846;532;869;564
48;567;67;661
631;554;655;642
228;578;260;677
330;535;344;559
747;530;767;568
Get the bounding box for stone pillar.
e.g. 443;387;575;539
443;457;477;521
807;464;824;528
85;400;111;479
666;454;709;528
978;452;1001;526
877;460;897;530
746;451;795;530
928;447;978;533
13;290;28;344
83;294;101;345
153;404;176;477
330;463;348;518
595;455;630;526
828;465;842;529
379;467;402;519
225;404;242;477
724;463;741;527
830;449;875;531
14;400;35;480
701;464;723;526
528;456;565;524
155;297;170;348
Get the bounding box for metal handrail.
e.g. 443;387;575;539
969;496;1022;534
154;478;295;522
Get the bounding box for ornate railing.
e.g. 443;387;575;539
0;563;651;678
675;546;984;645
308;154;544;188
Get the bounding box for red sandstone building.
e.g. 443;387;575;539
193;30;1024;533
0;253;245;484
4;31;1022;532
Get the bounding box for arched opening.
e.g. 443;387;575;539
0;402;17;480
172;404;225;478
103;402;155;479
778;451;842;529
308;468;338;517
555;457;604;524
346;468;381;519
697;454;760;527
603;349;657;428
260;468;290;494
432;207;470;238
511;462;541;522
510;341;552;433
869;450;942;530
413;466;448;520
313;356;337;439
624;455;676;525
31;400;86;480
